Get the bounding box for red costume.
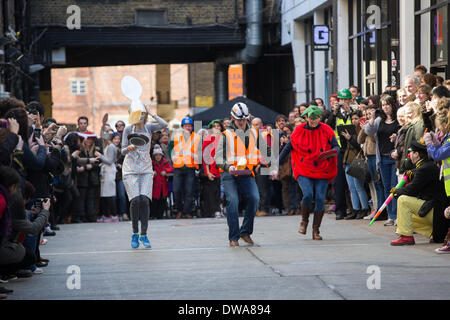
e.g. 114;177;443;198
152;158;173;199
290;123;337;182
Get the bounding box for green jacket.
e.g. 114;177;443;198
400;119;425;173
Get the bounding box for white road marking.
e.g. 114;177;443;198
43;243;371;256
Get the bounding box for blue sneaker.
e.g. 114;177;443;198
139;234;152;248
131;233;139;249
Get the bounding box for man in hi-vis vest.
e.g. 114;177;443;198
169;117;201;219
215;102;273;247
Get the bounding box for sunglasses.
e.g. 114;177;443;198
115;123;125;128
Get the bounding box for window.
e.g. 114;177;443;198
415;0;449;78
348;0;399;96
135;9;168;26
71;80;87;95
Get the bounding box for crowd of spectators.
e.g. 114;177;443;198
1;65;449;299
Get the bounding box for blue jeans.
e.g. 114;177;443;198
116;179;128;215
288;177;301;211
173;168;196;215
367;155;384;210
379;156;397;219
221;172;260;241
344;164;369;211
297;175;328;212
23;234;38;271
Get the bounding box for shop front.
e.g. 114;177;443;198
347;0;400;96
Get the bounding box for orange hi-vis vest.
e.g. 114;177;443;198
172;131;201;169
223;125;261;175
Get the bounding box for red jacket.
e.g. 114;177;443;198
152;158;173;199
290;123;337;182
202;134;221;178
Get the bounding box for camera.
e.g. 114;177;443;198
338;102;345;107
0;120;8;128
26;106;38;115
34;198;45;209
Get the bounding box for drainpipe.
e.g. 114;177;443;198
214;64;229;106
214;0;263;104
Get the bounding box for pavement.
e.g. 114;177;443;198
3;213;450;300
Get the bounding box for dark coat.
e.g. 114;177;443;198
0;133;18;166
75;148;101;188
27;148;64;198
394;159;450;242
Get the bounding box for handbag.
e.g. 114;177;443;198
347;152;371;183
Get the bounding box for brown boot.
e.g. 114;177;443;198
298;204;310;235
312;211;325;240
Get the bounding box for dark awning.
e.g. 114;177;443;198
192;96;280;125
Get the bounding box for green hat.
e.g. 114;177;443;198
301;105;323;120
207;119;222;129
338;88;352;100
355;96;364;103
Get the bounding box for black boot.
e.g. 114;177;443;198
356;208;369;219
345;210;358;220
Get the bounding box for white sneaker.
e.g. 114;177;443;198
384;219;395;226
33;268;44;274
435;243;450;254
40;239;48;245
215;212;221;218
364;211;377;220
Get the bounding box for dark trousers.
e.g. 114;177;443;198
77;186;96;222
202;177;221;217
54;189;73;224
255;172;271;213
173;168;195;216
334;152;348;216
288;177;301;211
271;180;283;211
0;247;36;276
100;197;117;217
151;197;167;219
116;179;128;215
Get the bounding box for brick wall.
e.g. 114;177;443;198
31;0;245;26
188;63;214;108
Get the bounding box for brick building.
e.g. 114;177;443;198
52;64;189;133
1;0;294;117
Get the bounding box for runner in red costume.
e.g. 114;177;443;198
279;106;339;240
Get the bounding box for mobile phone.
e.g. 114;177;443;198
0;120;8;128
34;128;41;139
360;117;366;124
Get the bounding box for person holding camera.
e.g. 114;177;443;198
328;89;354;220
27;120;66;233
340;111;370;220
72;131;102;223
0;166;51;280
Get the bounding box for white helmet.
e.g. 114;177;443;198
231;102;250;120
